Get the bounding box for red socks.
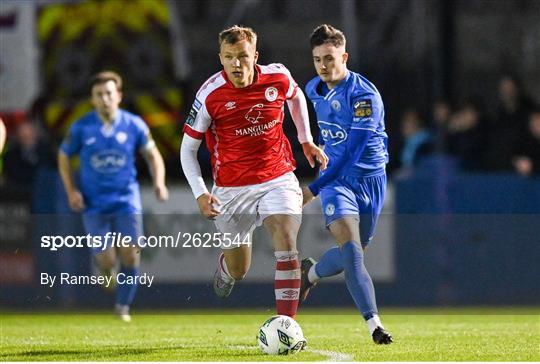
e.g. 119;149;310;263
274;251;300;318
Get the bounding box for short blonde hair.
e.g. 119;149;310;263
218;25;257;47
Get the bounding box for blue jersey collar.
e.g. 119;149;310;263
95;110;122;137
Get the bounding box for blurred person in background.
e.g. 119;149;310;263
180;25;327;319
431;99;452;153
3;121;55;194
399;109;433;170
446;99;488;171
300;24;393;345
58;71;169;322
486;75;536;171
512;109;540;177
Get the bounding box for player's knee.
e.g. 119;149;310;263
95;251;116;270
274;231;297;251
120;248;140;267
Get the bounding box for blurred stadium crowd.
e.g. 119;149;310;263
394;75;539;176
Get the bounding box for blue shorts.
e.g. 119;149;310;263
320;173;386;245
82;213;143;255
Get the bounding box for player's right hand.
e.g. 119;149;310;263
197;193;221;219
68;190;85;212
301;142;328;170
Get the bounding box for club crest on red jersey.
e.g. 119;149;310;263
265;87;278;102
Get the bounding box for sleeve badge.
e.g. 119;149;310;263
185;99;202;126
353;99;373;118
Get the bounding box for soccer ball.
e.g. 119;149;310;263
257;315;306;355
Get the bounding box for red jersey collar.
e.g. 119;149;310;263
221;64;260;89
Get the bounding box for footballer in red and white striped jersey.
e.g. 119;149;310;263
183;63;299;187
181;26;328;320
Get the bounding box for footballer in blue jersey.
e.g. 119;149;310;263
300;25;393;344
58;71;169;321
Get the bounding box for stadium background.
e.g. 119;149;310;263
1;0;539;311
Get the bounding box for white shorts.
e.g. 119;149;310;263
212;172;302;249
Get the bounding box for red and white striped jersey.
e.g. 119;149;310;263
183;64;299;187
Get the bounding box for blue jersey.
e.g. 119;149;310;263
60;109;151;214
305;70;388;177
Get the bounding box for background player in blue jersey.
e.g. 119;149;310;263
58;71;169;321
300;25;393;344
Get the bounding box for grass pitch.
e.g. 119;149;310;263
1;308;538;361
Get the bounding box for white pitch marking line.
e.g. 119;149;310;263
228;345;353;362
227;345;258;351
309;349;354;362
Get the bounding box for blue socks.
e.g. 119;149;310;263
315;246;344;278
311;241;379;320
116;265;139;306
341;241;378;320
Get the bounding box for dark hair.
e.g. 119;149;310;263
90;71;122;92
218;25;257;47
310;24;346;49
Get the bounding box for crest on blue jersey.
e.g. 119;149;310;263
325;203;335;216
115;132;128;144
331;100;341;111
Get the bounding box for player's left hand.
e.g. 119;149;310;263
301;142;328;170
154;184;169;202
301;186;315;207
